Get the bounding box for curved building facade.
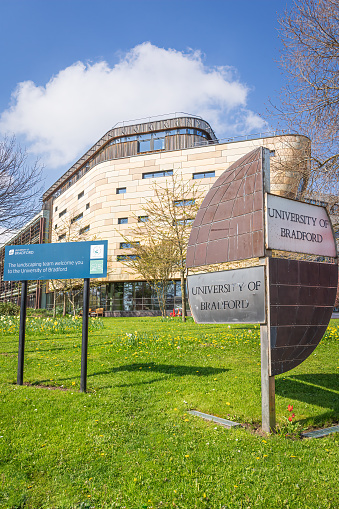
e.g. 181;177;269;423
1;114;310;313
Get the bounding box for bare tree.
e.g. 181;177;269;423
50;211;93;317
121;173;203;320
119;235;177;318
273;0;339;200
0;137;43;234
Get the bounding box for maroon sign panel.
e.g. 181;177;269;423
186;147;338;376
186;149;265;267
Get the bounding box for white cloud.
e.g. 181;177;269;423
0;42;265;169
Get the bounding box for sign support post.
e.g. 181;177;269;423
260;325;276;433
80;278;90;393
17;280;28;385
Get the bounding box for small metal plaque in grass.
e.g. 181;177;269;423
189;410;240;428
301;425;339;439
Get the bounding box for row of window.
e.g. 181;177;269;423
58;225;90;240
110;170;215;201
109;128;209;146
54;168;215;204
118;216;149;224
55;203;90;228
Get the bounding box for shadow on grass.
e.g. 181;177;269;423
89;362;228;378
30;362;229;387
276;374;339;426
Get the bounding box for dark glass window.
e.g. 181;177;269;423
193;171;215;179
78;190;84;199
55;206;58;212
58;233;66;241
174;199;195;206
176;218;194;225
139;140;151;152
116;187;126;194
59;209;67;218
118;217;128;224
138;215;149;222
80;225;90;234
142;170;173;179
153;138;165;150
120;242;139;249
117;254;138;261
86;203;90;210
71;212;83;224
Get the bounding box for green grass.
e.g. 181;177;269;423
0;317;338;509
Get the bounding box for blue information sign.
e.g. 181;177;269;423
3;241;108;281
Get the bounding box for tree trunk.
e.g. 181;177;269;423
63;292;66;316
180;271;186;322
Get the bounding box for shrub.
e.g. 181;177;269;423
0;302;20;316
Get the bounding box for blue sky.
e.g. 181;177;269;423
0;0;292;191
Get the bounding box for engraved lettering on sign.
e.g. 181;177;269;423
266;194;336;257
187;267;266;324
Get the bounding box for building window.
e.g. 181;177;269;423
139;140;151;152
120;241;139;249
59;208;67;218
55;206;58;212
86;203;90;210
71;212;83;224
80;225;90;234
174;199;195;207
78;190;84;199
116;187;126;194
138;215;149;222
117;254;138;261
54;224;57;230
118;217;128;224
176;218;194;226
193;171;215;179
58;233;66;241
142;170;173;179
153;137;165;151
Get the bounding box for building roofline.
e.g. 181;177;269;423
43;115;217;202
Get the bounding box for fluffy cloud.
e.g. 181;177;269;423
0;42;265;168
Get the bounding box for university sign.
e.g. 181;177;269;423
3;241;108;281
4;240;108;393
187;266;265;323
186;148;338;432
266;194;336;257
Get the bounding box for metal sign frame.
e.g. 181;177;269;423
186;147;338;433
4;240;108;393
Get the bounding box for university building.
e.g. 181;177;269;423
0;114;310;314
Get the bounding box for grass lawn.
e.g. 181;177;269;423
0;316;338;509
